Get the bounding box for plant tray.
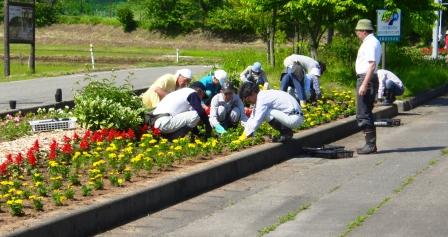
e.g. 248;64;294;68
374;118;401;127
29;118;77;132
303;145;354;159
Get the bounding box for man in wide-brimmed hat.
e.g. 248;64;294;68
354;19;382;154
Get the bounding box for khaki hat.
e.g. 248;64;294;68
355;19;374;31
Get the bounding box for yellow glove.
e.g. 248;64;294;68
239;131;247;141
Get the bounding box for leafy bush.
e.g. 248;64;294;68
116;5;137;32
74;78;144;130
36;1;60;27
58;15;120;26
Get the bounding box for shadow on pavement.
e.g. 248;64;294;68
377;146;446;154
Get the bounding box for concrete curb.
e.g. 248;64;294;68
396;84;448;112
5;85;446;237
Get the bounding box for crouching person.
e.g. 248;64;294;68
238;82;304;143
149;82;211;140
209;82;248;134
377;69;404;106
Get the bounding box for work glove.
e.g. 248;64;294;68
205;90;212;97
239;131;247;141
300;100;306;108
214;124;227;134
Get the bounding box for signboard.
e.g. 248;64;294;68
376;9;401;42
8;4;34;43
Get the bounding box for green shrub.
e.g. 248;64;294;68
36;1;60;27
116;5;137;32
58;15;120;26
74;77;144;130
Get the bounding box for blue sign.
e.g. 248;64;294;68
377;9;401;42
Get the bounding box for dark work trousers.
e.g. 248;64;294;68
356;74;379;130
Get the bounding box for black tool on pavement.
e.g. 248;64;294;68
303;144;354;159
374;118;400;127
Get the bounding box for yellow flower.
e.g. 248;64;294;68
96;141;104;146
172;139;179;144
167;151;174;156
149;139;157;144
8;188;16;193
188;143;196;148
117;178;124;186
195;139;202;145
142;134;151;139
124;146;133;154
15;190;24;196
157;152;164;157
118;154;125;160
92;160;106;167
174;146;182;151
131;154;143;163
160;139;168;144
109;153;117;159
48;160;59;168
73;151;81;160
34;181;43;187
28;195;37;200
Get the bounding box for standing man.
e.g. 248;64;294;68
377;69;404;105
354;19;382;154
238;82;304;143
209;82;248;134
141;69;192;110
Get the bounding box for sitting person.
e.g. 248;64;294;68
149;82;211;140
377;69;404;105
199;69;228;106
238;82;304;143
141;69;192;110
209;82;248;134
239;62;269;90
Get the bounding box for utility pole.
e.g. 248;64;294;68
432;0;441;59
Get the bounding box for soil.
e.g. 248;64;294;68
0;127;242;235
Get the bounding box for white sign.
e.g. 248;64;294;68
376;9;401;42
8;5;34;42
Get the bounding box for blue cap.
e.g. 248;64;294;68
252;62;261;73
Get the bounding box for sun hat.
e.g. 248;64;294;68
214;69;228;86
176;69;192;80
252;62;262;73
355;19;374;31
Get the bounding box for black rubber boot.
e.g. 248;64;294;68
269;119;293;143
357;128;377;154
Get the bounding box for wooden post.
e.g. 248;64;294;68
4;0;10;77
30;0;36;73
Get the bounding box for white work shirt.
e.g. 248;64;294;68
209;92;248;127
153;88;195;116
244;90;301;136
283;54;321;76
377;69;403;99
355;34;382;75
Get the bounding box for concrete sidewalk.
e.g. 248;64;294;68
98;94;448;237
0;65;211;113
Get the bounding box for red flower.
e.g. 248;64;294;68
0;161;8;175
14;153;24;165
27;149;37;166
61;143;73;155
80;138;89;150
139;124;149;134
126;129;135;140
72;132;80;141
6;154;13;163
82;130;91;140
63;135;71;143
49;140;58;160
152;127;161;136
32;139;40;152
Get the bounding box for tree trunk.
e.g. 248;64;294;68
266;27;271;64
293;23;298;54
269;8;276;67
310;39;318;59
327;27;334;45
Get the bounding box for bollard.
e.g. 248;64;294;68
9;100;16;110
90;44;95;70
55;88;62;102
176;48;179;63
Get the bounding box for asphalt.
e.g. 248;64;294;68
96;94;448;237
0;65;211;113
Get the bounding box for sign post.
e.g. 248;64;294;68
376;9;401;69
3;0;36;77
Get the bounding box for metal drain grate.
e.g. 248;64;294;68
29;118;77;132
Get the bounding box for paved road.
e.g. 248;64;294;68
98;94;448;237
0;65;211;113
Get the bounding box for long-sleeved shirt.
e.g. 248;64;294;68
283;54;321;76
239;66;268;86
199;75;221;99
377;69;403;99
244;90;301;136
209;92;248;128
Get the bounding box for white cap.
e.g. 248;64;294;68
175;69;192;80
310;67;321;77
214;69;228;86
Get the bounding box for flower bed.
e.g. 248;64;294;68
0;90;355;227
